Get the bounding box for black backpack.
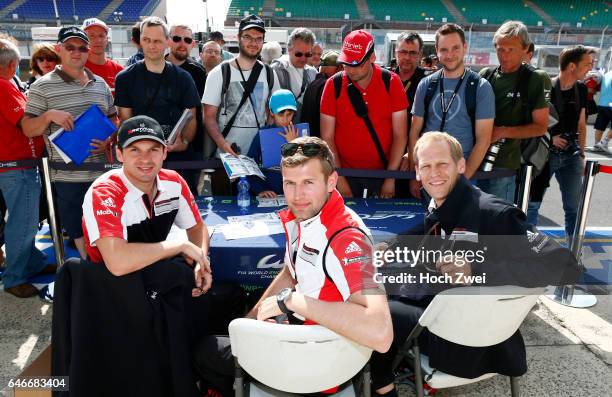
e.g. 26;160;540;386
331;69;393;168
422;68;482;138
220;59;275;104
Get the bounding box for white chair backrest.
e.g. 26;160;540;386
418;286;542;347
229;318;372;394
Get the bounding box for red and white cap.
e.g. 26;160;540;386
338;30;374;66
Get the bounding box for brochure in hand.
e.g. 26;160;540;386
49;105;116;165
220;153;266;180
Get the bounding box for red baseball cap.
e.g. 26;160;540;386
338;30;374;66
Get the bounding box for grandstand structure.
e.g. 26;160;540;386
0;0;610;69
227;0;612;31
0;0;160;24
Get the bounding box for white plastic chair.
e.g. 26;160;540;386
229;318;373;397
393;286;542;397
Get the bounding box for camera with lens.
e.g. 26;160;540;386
480;138;506;172
557;132;580;156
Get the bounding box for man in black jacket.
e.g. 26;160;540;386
300;50;341;137
369;131;581;397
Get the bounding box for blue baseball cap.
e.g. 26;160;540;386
269;89;297;115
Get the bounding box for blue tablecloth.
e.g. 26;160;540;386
199;197;426;288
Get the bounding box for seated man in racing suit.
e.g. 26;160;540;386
194;136;393;396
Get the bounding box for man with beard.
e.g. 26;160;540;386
406;24;494;198
193;137;393;396
114;17;201;194
82;18;123;96
166;24;207;178
202;14;279;194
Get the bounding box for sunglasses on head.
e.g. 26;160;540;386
294;51;312;58
281;142;324;157
172;35;193;44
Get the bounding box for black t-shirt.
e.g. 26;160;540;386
550;81;587;139
300;73;328;137
394;66;427;131
171;57;207;153
114;61;201;131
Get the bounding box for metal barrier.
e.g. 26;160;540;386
0;158;523;269
516;165;534;214
546;161;602;308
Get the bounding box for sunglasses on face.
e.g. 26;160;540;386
281;143;324;157
172;35;193;44
294;51;312;58
37;56;58;62
63;45;89;53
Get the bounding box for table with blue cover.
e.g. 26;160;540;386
198;197;426;288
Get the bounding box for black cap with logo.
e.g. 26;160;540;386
117;115;167;149
57;26;89;44
238;14;266;33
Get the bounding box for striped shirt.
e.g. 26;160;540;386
25;66;116;182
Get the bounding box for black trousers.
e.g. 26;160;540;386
52;257;210;397
194;335;235;396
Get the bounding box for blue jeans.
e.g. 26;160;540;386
477;174;517;204
0;169;46;288
527;152;582;237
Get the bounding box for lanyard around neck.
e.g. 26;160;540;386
439;69;467;132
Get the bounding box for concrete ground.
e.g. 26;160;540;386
1;126;611;396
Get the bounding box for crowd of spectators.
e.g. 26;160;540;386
0;11;598;397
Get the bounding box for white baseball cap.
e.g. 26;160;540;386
82;18;109;33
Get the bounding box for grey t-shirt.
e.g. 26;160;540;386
412;70;495;157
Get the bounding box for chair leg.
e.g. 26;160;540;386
510;376;520;397
234;357;244;397
413;343;424;397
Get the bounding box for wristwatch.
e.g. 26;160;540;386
276;287;294;315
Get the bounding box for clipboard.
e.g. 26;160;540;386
258;123;310;168
49;105;116;165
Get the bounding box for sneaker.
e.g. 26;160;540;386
5;283;39;298
592;143;610;153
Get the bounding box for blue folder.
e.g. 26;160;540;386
259;123;310;168
51;105;116;165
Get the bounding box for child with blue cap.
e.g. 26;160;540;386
248;89;302;197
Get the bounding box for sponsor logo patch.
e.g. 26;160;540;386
96;209;116;216
345;241;362;255
100;197;116;208
154;197;179;216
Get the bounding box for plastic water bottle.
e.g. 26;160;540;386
237;177;251;212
